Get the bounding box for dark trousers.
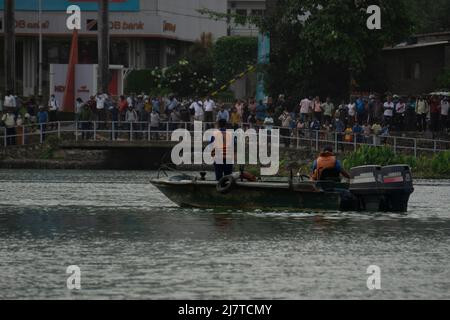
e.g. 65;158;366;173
395;114;405;131
49;111;57;129
96;109;107;129
150;126;159;140
406;109;416;131
417;114;427;131
111;121;119;140
39;124;46;142
214;163;233;181
430;113;440;133
205;111;214;127
441;115;448;132
281;128;291;147
336;133;344;152
81;122;91;140
314;112;322;122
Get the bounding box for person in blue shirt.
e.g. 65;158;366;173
37;106;49;142
151;97;161;114
216;105;230;123
256;100;268;124
109;101;119;140
356;96;366;124
352;122;364;143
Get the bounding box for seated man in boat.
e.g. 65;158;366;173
311;146;351;181
211;119;235;181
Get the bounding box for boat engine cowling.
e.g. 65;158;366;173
349;165;414;212
381;165;414;212
349;165;384;211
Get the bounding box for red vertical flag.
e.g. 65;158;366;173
62;29;79;112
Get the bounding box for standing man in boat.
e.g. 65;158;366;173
311;146;351;181
211;119;235;181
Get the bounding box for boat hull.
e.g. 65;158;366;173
151;179;343;211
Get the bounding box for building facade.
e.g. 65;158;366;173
0;0;227;96
227;0;266;36
383;32;450;95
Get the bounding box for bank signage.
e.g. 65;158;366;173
0;0;140;12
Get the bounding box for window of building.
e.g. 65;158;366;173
404;62;412;80
414;62;421;79
166;43;179;66
145;41;160;69
45;41;70;64
236;9;247;17
251;9;265;17
79;40;98;64
110;41;129;67
403;61;421;80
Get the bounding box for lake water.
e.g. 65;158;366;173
0;169;449;300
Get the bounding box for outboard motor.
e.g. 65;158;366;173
380;165;414;212
349;165;384;211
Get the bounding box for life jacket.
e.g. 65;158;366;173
344;128;353;142
311;152;337;181
212;129;234;164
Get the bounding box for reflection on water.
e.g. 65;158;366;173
0;170;449;299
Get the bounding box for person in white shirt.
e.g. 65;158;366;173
264;114;274;131
96;93;107;129
203;96;215;126
190;100;204;122
75;98;84;125
96;93;105;110
127;94;136;109
300;97;312;122
3;91;16;110
347;101;356;126
441;97;450;133
2;109;16;145
150;110;160;140
383;96;395;126
395;99;406;131
48;94;60;130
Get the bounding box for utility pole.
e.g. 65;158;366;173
4;0;16;94
98;0;110;94
38;0;43;97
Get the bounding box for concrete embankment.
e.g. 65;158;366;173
0;141;317;172
0;142;174;170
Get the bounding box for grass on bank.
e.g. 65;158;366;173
343;145;450;179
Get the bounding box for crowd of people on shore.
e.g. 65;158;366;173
1;90;449;146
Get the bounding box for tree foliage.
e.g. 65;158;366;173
408;0;450;34
259;0;415;99
125;34;257;97
436;69;450;89
213;36;258;84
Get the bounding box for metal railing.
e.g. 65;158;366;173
1;120;450;156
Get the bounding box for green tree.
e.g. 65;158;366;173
408;0;450;33
436;68;450;89
213;36;258;84
261;0;414;99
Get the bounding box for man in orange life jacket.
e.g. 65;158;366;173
211;119;235;181
311;146;351;181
